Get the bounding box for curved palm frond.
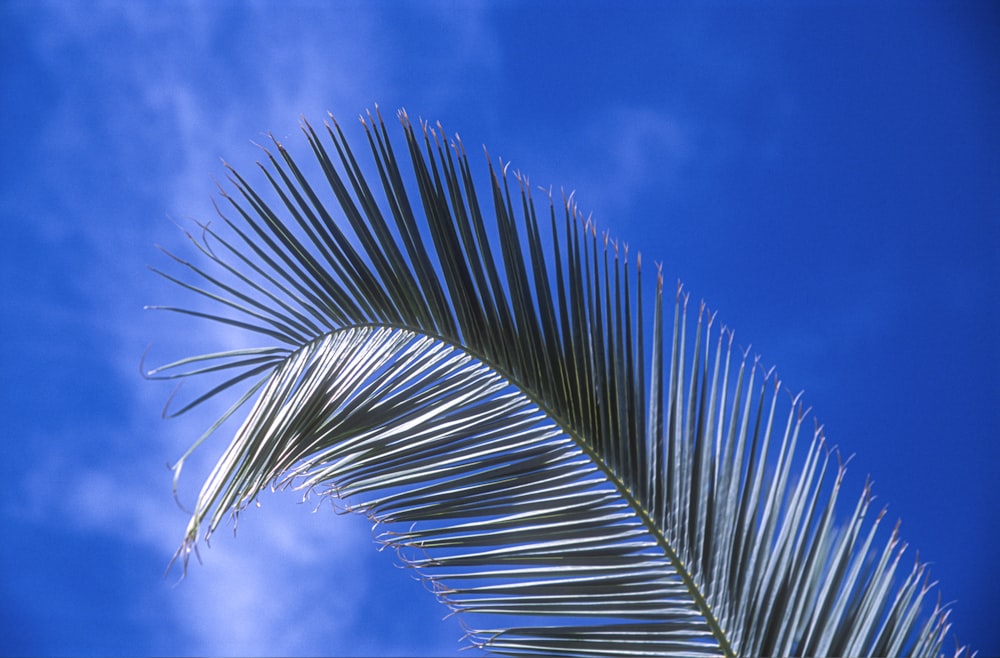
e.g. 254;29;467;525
147;108;963;657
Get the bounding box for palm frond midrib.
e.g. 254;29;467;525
320;318;731;654
151;107;964;657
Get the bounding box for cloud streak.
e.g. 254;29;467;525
11;3;488;655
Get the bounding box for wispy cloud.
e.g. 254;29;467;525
12;3;495;654
582;105;691;216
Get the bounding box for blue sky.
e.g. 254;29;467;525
2;1;997;656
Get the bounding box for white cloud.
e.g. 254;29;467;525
588;105;691;208
13;3;495;655
167;496;373;656
12;405;396;654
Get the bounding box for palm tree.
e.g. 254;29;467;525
147;108;964;657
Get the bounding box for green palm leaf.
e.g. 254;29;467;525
147;108;962;657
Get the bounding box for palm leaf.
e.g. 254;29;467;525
147;108;963;657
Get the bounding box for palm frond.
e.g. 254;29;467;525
147;108;963;657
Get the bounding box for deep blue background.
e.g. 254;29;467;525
2;2;997;655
